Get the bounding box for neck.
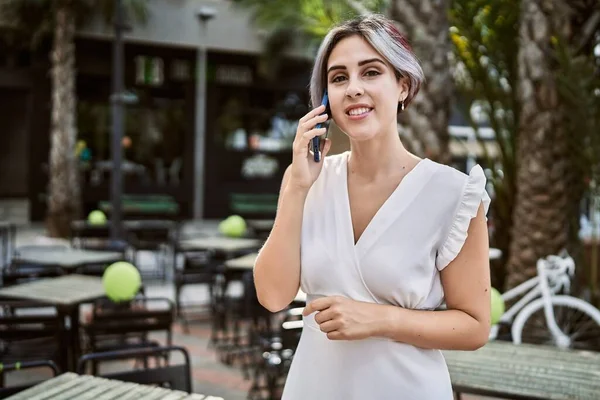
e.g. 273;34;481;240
347;125;418;181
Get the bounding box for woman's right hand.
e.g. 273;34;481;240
289;105;332;190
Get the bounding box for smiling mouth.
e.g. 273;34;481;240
346;107;373;117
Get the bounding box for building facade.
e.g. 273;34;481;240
0;0;497;222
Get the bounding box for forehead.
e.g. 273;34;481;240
327;35;387;69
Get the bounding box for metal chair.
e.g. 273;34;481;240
125;221;174;282
81;296;174;375
0;300;65;371
77;345;192;393
0;360;60;399
248;307;304;400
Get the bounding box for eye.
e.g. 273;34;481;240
365;70;381;77
331;75;347;83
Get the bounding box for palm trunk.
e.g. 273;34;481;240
506;0;573;288
46;0;80;238
389;0;452;164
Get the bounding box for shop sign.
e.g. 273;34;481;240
241;153;278;179
135;55;164;86
216;65;253;85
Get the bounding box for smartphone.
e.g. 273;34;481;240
312;90;329;162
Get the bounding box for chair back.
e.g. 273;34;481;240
0;301;63;367
85;296;173;344
0;360;60;399
77;345;192;392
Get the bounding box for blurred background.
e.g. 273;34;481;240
0;1;599;399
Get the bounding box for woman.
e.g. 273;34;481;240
254;13;491;399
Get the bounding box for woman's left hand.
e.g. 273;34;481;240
302;296;387;340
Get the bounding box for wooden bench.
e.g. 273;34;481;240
443;341;600;400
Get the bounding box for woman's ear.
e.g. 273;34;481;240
397;76;410;103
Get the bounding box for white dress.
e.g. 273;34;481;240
281;151;491;400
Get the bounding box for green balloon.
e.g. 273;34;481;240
103;261;141;302
88;210;107;225
490;287;505;325
219;215;247;238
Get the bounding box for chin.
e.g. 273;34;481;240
345;130;378;141
338;123;380;142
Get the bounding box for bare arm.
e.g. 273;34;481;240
254;104;330;313
253;166;308;312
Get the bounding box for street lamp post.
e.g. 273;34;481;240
110;0;126;240
193;7;216;218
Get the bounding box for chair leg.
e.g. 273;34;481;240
175;282;182;318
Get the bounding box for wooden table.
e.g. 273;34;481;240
178;237;261;254
223;252;258;270
5;372;224;400
443;340;600;400
0;275;108;371
13;248;123;270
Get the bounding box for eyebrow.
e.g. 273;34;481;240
326;58;386;75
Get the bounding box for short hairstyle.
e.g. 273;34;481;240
309;14;424;110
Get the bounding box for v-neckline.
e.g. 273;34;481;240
341;152;429;249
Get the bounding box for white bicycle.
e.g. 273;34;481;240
489;252;600;351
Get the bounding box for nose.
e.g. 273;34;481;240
345;77;364;98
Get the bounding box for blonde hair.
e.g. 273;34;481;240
309;14;424;110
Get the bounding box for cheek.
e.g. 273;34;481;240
328;93;345;119
373;91;400;119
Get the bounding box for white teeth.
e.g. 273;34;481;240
348;107;371;116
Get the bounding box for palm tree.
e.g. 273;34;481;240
233;0;388;74
389;0;452;163
506;0;600;289
449;0;520;289
0;0;146;237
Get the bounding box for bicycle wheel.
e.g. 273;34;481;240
511;295;600;351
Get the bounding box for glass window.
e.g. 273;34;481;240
77;91;186;188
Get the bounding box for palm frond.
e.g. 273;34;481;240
0;0;149;49
232;0;383;62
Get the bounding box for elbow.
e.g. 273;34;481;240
254;274;291;313
466;323;490;350
257;292;290;313
253;255;296;313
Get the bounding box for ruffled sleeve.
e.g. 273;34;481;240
435;165;491;271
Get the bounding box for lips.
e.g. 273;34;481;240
345;104;374;117
345;104;374;120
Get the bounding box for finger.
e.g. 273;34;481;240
299;104;326;124
302;297;334;316
314;308;335;324
294;128;327;154
301;113;328;131
296;113;328;140
326;331;343;341
319;320;341;333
